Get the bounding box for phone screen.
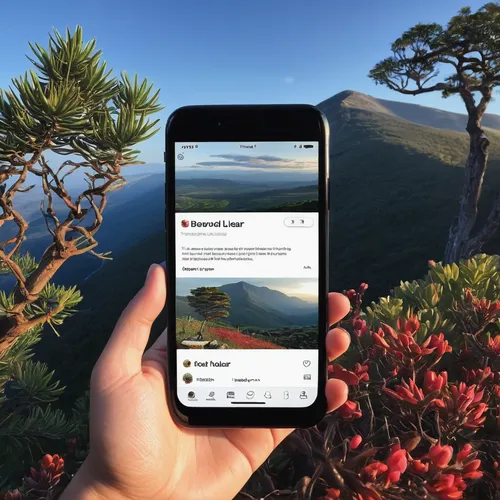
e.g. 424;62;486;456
174;141;319;408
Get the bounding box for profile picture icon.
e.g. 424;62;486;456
181;219;189;228
183;373;193;384
183;359;191;368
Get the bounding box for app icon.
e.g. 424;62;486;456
303;360;311;367
183;359;191;368
181;219;189;228
299;391;308;399
264;391;272;399
183;373;193;384
246;391;255;399
304;374;312;380
208;391;215;398
226;391;235;399
188;391;195;399
283;391;290;400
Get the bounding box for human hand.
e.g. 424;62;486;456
62;264;351;500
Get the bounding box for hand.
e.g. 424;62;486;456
62;264;351;500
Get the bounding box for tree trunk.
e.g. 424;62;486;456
444;120;490;264
198;319;207;340
0;246;67;351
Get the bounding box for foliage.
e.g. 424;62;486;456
0;257;81;490
369;3;500;101
0;25;161;492
238;254;500;499
369;3;500;263
186;287;231;339
0;25;162;346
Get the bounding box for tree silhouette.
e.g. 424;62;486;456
187;287;231;340
0;27;162;349
370;3;500;263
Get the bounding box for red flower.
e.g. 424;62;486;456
372;322;443;369
206;326;283;349
410;460;429;474
383;378;426;405
424;371;448;393
353;362;370;382
361;461;388;482
337;400;362;420
426;473;467;500
5;491;21;500
488;335;500;356
428;444;454;469
427;333;452;356
325;488;341;499
353;318;368;337
359;283;369;293
329;364;360;385
397;315;420;336
386;448;408;483
462;459;482;480
350;435;363;450
456;444;473;464
434;383;489;435
41;454;53;469
346;289;357;302
462;367;493;386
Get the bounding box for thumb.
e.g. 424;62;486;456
98;264;166;377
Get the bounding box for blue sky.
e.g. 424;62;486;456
0;0;496;165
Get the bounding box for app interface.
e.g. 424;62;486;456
174;141;319;407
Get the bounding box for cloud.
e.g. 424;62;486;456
213;154;292;163
284;76;295;84
191;153;316;170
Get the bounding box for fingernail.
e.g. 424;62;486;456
146;264;157;282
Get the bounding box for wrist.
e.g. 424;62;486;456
61;459;126;500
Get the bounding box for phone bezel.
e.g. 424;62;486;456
165;105;329;428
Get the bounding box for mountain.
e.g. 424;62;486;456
315;90;500;301
176;281;317;329
318;90;500;133
33;89;500;406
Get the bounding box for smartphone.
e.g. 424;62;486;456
165;105;329;427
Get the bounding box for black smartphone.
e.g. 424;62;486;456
165;105;329;428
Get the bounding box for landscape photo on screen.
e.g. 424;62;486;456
175;277;318;349
175;142;318;212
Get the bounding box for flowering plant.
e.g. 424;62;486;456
238;254;500;499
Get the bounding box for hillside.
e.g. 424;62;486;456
176;281;317;329
34;90;500;405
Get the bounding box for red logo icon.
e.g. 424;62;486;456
181;219;189;228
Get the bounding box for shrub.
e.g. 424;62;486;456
238;254;500;499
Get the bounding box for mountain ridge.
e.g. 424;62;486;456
318;90;500;133
176;280;318;329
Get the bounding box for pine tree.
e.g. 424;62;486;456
0;26;162;349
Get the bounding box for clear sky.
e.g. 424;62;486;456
1;0;496;165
